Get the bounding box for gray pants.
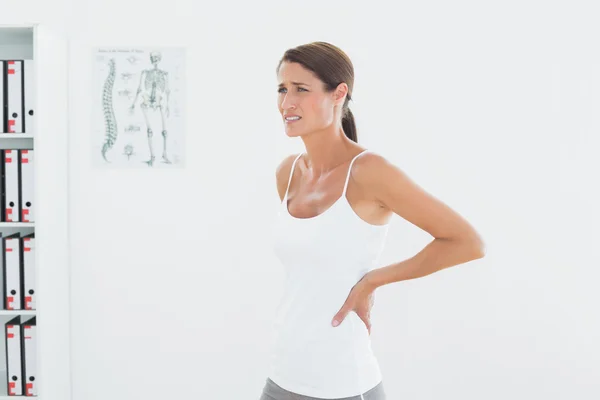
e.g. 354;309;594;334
259;378;386;400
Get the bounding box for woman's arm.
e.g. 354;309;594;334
355;153;485;289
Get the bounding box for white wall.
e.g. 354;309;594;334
17;0;599;399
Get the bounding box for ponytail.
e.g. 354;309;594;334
342;108;358;143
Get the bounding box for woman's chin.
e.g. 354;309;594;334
284;128;303;137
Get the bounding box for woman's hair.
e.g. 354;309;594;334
276;41;357;143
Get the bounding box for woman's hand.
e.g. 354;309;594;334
331;274;376;334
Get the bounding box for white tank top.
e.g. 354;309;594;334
268;149;390;399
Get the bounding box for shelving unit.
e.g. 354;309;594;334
0;21;72;400
0;26;37;398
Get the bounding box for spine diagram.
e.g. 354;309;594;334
101;59;118;162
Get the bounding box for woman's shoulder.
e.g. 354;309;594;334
275;153;303;201
275;153;302;180
352;149;392;176
349;149;406;191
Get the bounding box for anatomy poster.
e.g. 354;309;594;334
92;47;185;168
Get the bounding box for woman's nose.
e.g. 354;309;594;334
281;94;297;110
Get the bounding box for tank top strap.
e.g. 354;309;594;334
341;149;371;197
284;153;304;200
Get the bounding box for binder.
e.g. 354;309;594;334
2;233;22;310
21;316;37;396
5;60;24;134
24;60;35;134
0;233;3;305
21;233;35;310
0;61;4;133
5;316;24;396
2;149;21;222
19;149;34;222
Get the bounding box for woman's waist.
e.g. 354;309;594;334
274;280;365;317
272;312;371;354
270;334;378;380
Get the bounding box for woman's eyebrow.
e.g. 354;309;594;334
278;81;311;87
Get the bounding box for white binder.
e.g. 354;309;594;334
0;233;3;305
0;61;4;133
3;233;22;310
22;316;37;396
3;149;21;222
6;60;24;134
24;60;35;134
19;149;34;222
21;233;35;310
6;60;25;133
5;316;24;396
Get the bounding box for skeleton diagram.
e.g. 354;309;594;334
129;51;171;166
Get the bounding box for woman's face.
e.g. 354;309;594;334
277;61;338;138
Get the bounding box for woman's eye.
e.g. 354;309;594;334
278;87;307;93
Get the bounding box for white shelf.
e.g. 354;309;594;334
0;223;34;228
0;134;34;139
0;310;36;316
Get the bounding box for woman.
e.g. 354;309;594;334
261;42;485;400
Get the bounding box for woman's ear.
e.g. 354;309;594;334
334;82;349;105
